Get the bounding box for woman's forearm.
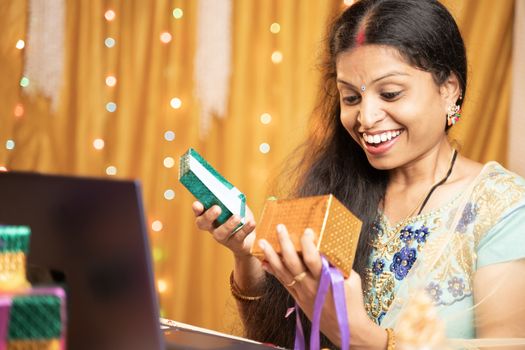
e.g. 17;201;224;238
233;254;266;295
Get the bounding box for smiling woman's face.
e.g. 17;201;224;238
336;44;457;170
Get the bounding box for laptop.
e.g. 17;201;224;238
0;171;277;350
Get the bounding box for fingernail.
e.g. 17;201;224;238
304;228;314;238
276;224;284;232
258;239;266;251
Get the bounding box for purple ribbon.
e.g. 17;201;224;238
293;256;350;350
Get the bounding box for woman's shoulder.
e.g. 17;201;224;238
474;161;525;196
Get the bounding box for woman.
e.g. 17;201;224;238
193;0;525;348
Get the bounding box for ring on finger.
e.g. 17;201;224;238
286;279;297;287
226;223;245;240
293;271;307;283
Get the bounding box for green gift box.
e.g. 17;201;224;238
179;148;246;233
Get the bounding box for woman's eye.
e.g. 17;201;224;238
380;91;402;101
342;95;361;105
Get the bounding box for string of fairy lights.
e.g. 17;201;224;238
3;1;354;306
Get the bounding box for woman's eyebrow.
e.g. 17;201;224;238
336;71;409;88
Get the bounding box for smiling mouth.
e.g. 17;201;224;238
362;129;403;146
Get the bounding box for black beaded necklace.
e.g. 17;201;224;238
416;149;459;215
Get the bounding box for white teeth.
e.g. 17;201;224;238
362;130;402;145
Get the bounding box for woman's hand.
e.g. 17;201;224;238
257;224;387;349
192;201;256;258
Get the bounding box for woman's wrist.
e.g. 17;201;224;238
233;254;266;295
349;317;389;350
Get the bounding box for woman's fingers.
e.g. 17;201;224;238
213;214;244;241
195;205;221;231
258;238;294;286
191;201;204;216
277;224;307;276
301;228;322;279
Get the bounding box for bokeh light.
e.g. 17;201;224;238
160;32;172;44
14;103;24;118
104;37;116;48
106;102;117;112
164;189;175;200
0;166;7;172
157;279;167;293
106;166;117;176
259;143;270;154
163;157;175;168
152;220;163;232
164;130;175;141
20;77;30;87
270;23;281;34
5;140;15;150
153;247;164;262
260;113;272;124
105;75;117;87
104;10;116;21
93;138;105;150
170;98;182;109
173;8;184;19
15;40;25;50
271;51;283;64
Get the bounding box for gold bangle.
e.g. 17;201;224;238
229;271;264;301
386;328;396;350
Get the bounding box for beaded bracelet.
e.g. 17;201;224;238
229;271;264;301
386;328;396;350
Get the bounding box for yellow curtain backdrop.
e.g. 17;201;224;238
0;0;514;335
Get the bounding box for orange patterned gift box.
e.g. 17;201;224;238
251;195;362;278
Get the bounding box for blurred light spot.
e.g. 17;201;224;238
14;103;24;118
20;77;30;87
271;51;283;64
260;113;272;124
93;138;105;150
173;8;184;19
106;102;117;112
343;0;355;5
105;75;117;87
164;130;175;141
259;142;270;154
106;166;117;176
105;9;116;21
16;40;25;50
270;23;280;34
152;220;163;232
153;247;164;262
6;140;15;150
163;157;175;168
104;37;116;48
157;279;167;293
0;166;7;172
170;97;182;109
164;189;175;200
160;32;172;44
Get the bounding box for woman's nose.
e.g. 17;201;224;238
357;98;384;129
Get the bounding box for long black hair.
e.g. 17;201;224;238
239;1;467;348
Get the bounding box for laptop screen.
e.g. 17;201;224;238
0;171;164;350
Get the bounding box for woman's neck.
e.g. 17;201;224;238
388;140;455;189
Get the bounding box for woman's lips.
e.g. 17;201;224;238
361;129;403;155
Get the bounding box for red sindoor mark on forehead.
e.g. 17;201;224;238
356;26;366;46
